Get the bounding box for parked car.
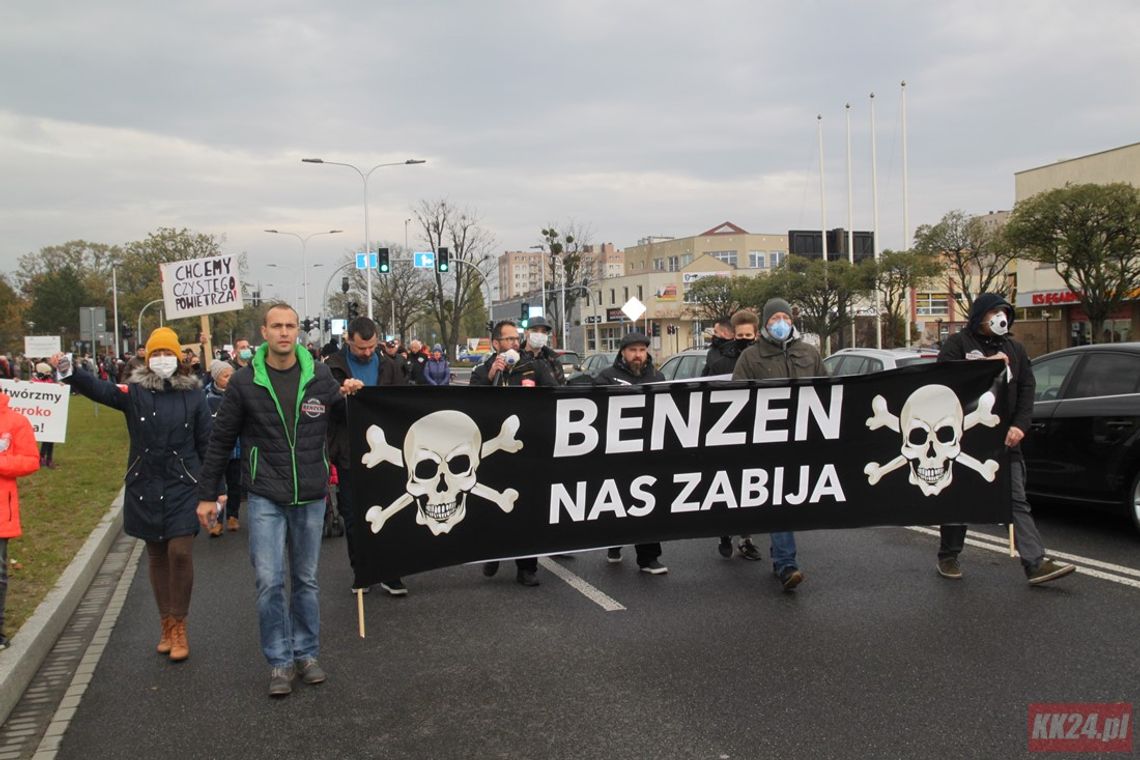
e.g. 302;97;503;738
822;347;938;376
658;348;715;381
553;349;581;375
575;352;617;378
1021;342;1140;533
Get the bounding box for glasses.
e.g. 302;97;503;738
497;336;521;343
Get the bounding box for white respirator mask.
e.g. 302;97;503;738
527;331;548;350
148;355;179;379
987;312;1009;336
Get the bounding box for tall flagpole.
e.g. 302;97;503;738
846;103;855;348
901;79;911;347
870;92;882;349
818;114;829;354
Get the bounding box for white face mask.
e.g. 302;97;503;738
149;355;179;379
987;312;1009;336
527;331;548;350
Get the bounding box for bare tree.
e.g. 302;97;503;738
913;210;1016;314
537;221;595;340
413;200;496;351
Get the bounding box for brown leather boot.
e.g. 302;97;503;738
156;616;174;654
168;618;189;662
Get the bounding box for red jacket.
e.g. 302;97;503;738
0;392;41;538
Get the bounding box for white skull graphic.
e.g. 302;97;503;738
404;410;481;535
361;411;523;534
864;384;1001;496
900;385;963;496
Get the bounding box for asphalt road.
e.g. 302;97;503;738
51;506;1140;759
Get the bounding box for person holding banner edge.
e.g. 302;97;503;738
732;298;826;591
325;316;408;596
934;293;1075;586
195;304;364;697
596;331;669;574
471;320;557;586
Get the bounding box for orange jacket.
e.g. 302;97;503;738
0;392;41;538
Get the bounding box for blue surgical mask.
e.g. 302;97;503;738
768;319;792;341
239;348;252;360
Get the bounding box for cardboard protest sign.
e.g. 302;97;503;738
159;255;243;319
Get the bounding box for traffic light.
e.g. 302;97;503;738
341;276;350;294
519;302;529;329
436;247;450;273
378;247;391;274
652;322;660;337
486;320;494;335
348;302;359;319
302;318;312;332
324;318;331;333
251;290;262;307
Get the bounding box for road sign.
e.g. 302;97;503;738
78;307;107;341
413;251;435;269
355;252;378;269
621;297;646;323
583;316;602;325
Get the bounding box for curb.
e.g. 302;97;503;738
0;488;125;726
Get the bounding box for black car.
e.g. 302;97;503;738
1022;342;1140;533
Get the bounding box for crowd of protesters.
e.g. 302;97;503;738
0;289;1074;698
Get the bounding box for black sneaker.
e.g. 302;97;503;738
380;579;408;596
777;567;804;591
0;634;10;650
937;557;963;580
268;665;294;697
516;569;540;586
295;658;327;685
738;541;763;561
639;560;668;575
483;561;500;577
606;548;622;564
1027;558;1076;586
717;537;732;558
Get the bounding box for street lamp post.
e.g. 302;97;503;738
264;229;342;319
302;157;425;320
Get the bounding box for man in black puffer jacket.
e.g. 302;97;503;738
197;304;360;697
935;293;1075;586
594;332;669;574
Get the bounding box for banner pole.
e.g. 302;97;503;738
356;588;366;638
1008;524;1015;557
199;314;213;366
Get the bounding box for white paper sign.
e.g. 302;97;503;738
621;297;646;323
159;254;243;319
24;336;61;358
0;379;71;443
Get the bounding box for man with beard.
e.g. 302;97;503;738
596;332;668;574
470;320;557;585
229;338;253;372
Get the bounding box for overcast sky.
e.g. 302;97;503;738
3;1;1138;305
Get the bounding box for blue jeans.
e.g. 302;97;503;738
770;532;798;574
247;494;324;667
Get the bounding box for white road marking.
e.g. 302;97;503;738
34;538;144;758
538;556;626;612
905;526;1140;590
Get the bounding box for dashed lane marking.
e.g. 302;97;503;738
538;557;626;612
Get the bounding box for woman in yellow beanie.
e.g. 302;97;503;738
50;326;211;663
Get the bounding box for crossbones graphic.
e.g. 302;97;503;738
864;385;1001;496
361;410;523;535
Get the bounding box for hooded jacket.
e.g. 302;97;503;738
198;345;343;505
66;365;212;542
424;356;451;386
937;293;1033;454
595;353;665;385
0;392;41;539
732;328;826;381
703;336;741;376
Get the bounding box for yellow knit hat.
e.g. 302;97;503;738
145;327;182;361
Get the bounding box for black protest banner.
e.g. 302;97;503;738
347;360;1010;584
